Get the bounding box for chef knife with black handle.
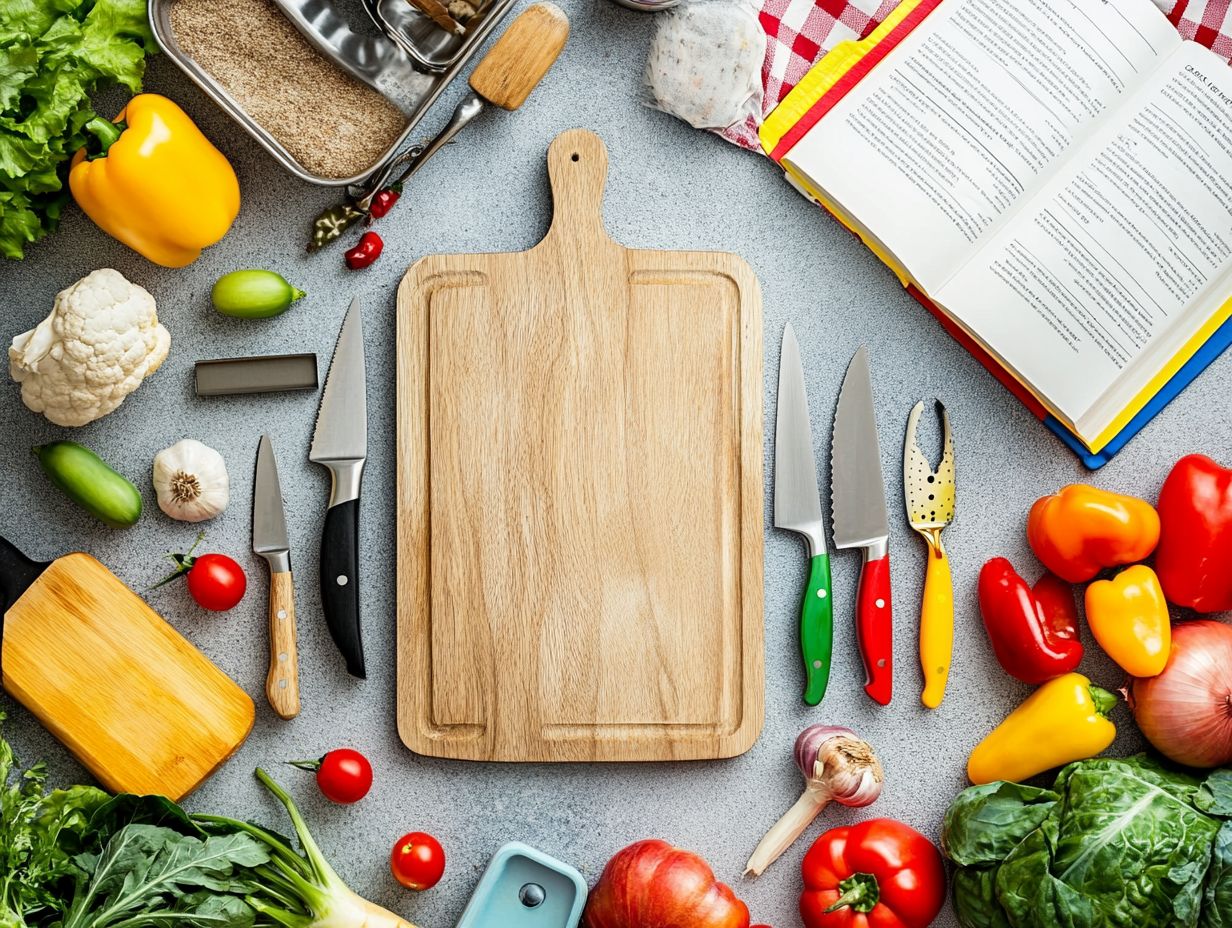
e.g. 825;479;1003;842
310;297;367;678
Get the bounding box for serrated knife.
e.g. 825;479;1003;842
310;297;367;678
253;434;300;719
774;323;833;706
831;346;893;705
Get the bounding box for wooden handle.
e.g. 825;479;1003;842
540;128;614;249
468;2;569;110
266;571;301;720
919;543;953;709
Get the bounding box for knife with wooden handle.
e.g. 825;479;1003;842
831;346;894;705
254;434;300;718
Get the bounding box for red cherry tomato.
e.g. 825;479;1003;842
185;553;246;611
391;832;445;890
313;749;372;803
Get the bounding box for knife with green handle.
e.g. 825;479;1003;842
775;323;833;705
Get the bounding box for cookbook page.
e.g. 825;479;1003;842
937;41;1232;435
783;0;1179;293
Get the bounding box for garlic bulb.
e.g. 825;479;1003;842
744;725;883;877
152;439;229;522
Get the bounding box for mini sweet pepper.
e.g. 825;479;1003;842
978;558;1083;684
1085;565;1171;678
1027;485;1160;583
967;672;1117;784
1155;454;1232;613
70;94;240;268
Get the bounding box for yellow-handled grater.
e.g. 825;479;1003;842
904;400;956;709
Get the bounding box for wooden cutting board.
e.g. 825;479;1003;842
395;129;764;762
1;546;254;798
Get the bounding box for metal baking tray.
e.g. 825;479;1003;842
148;0;515;186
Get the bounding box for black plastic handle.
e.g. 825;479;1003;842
320;500;365;678
0;535;48;617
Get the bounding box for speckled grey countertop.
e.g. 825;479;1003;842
3;2;1230;926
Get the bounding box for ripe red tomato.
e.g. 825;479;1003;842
186;553;246;611
391;832;445;890
315;749;372;803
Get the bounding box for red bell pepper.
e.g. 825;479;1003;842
978;558;1083;684
1155;454;1232;613
800;819;946;928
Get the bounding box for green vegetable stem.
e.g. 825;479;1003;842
34;441;142;527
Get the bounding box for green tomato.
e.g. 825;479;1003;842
212;270;306;319
34;441;142;527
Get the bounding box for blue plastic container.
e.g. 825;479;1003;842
455;842;588;928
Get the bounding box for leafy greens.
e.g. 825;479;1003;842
943;755;1232;928
0;0;154;259
0;716;417;928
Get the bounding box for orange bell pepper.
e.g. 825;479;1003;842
1084;565;1171;677
1027;485;1159;583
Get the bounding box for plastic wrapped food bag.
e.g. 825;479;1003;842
644;0;765;131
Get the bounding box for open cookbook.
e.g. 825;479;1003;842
760;0;1232;467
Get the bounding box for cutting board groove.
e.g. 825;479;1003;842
396;129;763;762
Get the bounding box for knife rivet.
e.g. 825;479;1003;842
277;609;287;619
816;588;827;599
813;660;823;669
877;658;886;668
279;652;289;662
336;575;349;586
278;679;288;688
875;598;885;608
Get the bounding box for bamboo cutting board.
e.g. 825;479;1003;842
1;548;254;798
396;129;763;762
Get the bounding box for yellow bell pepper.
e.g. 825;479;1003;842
69;94;239;268
967;672;1116;784
1085;565;1171;678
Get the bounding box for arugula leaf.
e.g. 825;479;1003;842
0;715;110;928
63;825;268;928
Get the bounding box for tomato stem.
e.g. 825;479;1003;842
825;872;880;914
286;758;324;772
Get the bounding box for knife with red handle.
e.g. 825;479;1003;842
855;548;892;704
830;346;894;705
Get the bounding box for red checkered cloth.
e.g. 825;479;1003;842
719;0;1232;150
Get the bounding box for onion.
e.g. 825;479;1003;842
1127;619;1232;768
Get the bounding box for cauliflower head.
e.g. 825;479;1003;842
9;268;171;427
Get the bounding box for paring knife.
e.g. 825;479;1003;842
253;435;300;719
905;400;956;709
310;298;368;678
774;323;833;706
831;346;894;705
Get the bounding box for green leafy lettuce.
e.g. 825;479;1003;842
943;755;1232;928
0;0;154;259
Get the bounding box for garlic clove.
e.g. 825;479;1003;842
153;439;229;522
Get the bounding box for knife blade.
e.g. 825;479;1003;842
774;323;833;706
831;346;893;705
253;434;300;719
310;297;367;678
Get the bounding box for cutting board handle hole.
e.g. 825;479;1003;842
570;152;579;162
